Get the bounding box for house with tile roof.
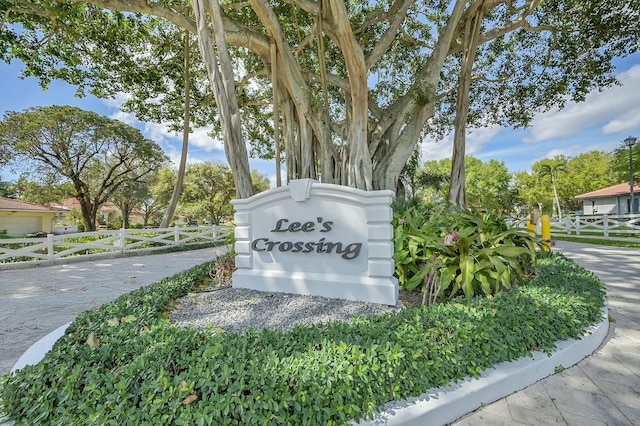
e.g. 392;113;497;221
575;182;640;215
49;198;146;227
0;197;66;236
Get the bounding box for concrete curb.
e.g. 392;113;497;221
359;306;609;425
7;308;608;426
10;322;72;373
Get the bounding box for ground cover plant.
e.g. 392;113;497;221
0;253;605;425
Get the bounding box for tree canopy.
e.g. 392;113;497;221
180;161;238;224
150;162;270;224
0;105;169;230
513;152;616;216
2;0;639;197
420;156;513;212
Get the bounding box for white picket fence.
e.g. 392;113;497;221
0;225;232;270
549;214;640;237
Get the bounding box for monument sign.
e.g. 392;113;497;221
231;179;398;305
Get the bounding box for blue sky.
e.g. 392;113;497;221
1;52;639;187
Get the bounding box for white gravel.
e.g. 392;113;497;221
169;287;403;333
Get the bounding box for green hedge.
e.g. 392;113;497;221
0;254;605;425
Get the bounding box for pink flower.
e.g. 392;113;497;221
444;231;459;246
398;218;407;225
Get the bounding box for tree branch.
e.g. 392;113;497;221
365;0;414;68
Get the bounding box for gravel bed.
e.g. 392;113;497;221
170;287;403;334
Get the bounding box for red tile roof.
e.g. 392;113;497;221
50;198;118;212
575;182;640;199
0;197;62;212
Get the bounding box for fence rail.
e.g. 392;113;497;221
548;214;640;237
0;225;232;270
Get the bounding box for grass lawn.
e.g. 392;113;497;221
0;253;605;425
553;234;640;249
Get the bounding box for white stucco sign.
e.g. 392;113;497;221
231;179;398;305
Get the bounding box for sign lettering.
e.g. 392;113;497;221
249;216;361;260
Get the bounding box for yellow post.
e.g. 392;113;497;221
526;215;536;237
541;214;552;251
541;215;551;240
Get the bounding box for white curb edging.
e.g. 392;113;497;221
11;322;72;373
358;306;609;425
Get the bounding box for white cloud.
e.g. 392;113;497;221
420;136;452;162
268;169;287;189
466;126;503;155
420;125;502;162
189;126;224;151
525;65;640;143
99;92;225;159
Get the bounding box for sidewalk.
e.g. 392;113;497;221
0;247;223;375
453;240;640;425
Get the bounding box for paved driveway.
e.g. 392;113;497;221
0;248;222;374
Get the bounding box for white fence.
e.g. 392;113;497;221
549;214;640;237
0;225;232;270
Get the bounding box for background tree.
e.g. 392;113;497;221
150;168;178;209
536;158;568;218
10;177;75;205
181;161;236;225
558;151;616;213
139;196;164;227
419;157;512;212
465;158;512;213
0;106;169;231
109;179;152;229
2;0;638;197
513;152;615;217
0;178;15;198
65;209;84;228
512;171;548;216
250;170;271;194
419;159;453;202
611;142;639;186
415;171;450;195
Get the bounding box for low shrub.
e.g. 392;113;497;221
393;208;537;300
1;254;604;425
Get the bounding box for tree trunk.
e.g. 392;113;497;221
193;0;254;199
326;0;371;190
552;180;562;218
122;199;131;229
448;5;483;208
271;41;282;187
161;30;191;228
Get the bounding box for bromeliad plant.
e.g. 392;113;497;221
394;208;537;301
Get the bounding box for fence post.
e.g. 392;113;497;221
121;228;127;254
603;214;609;237
174;226;180;245
47;234;55;265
